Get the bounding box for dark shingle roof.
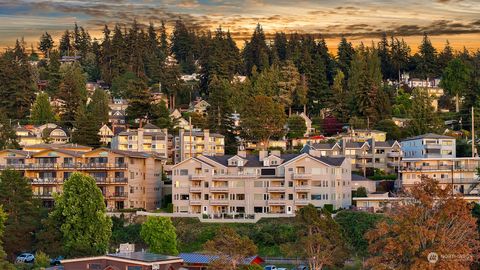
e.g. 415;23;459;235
108;252;180;262
179;253;261;265
374;140;398;148
344;142;367;149
143;123;161;130
311;143;337;150
402;133;454;141
312;156;346;166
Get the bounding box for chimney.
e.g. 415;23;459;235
270;150;281;157
238;150;247;158
137;128;144;151
259;150;268;161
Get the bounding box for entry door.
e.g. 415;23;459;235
287;206;292;214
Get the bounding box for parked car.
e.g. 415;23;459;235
50;256;64;265
264;266;277;270
295;265;308;270
15;253;35;263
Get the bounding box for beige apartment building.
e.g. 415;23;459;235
400;157;480;195
112;123;170;161
174;129;224;163
172;151;352;218
302;140;402;175
0;144;165;210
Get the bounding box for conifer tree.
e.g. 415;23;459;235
407;88;442;135
337;37;355;80
438;40;454;72
58;64;87;127
125;79;152;123
31;92;55;124
38;32;54;58
243;24;270;75
307;53;330;115
171;20;197;74
59;30;73;57
87;88;110;125
0;112;19;150
0;206;15;269
46;50;62;97
151;101;172;130
330;70;350;122
416;33;438;79
72;104;101;148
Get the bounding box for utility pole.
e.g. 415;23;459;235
189;116;193;159
472;107;475;157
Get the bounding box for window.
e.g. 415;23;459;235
311;194;322;200
254;207;263;213
180;169;188;175
254;194;263;200
254;181;263;188
127;266;142;270
288;194;293;200
88;264;102;270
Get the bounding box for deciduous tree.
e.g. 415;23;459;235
366;177;480;269
140;216;178;255
50;173;112;257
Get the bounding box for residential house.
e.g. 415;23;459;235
174;129;224;163
108;98;128;132
15;124;70;146
170;109;190;131
172;151;352;218
0;145;165;210
352;174;377;193
400;133;455;158
189;98;210;116
98;124;114;145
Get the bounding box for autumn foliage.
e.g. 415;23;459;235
365;177;480;269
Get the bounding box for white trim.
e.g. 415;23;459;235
172;157;215;169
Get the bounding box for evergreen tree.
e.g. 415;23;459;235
438;40;454;72
440;58;472;112
307;53;330;115
407;88;442;135
416;33;438;79
390;37;411;82
171;20;197;73
337;37;355;80
0;206;15;269
100;25;113;84
243;24;270;75
0;43;37;119
0;170;42;260
46;50;62;97
287;115;307;139
330;70;349;123
38;32;54;58
125;79;152;123
151;100;172;129
273;32;288;61
0;113;19;150
87;88;110;125
31;92;55;124
59;30;73;57
58;64;87;127
72;104;101;148
316;38;336;84
378;32;392;80
277;60;303;115
110;24;128;80
50;173;112;257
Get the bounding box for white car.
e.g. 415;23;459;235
15;253;35;263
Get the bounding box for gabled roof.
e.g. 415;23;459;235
23;143;92;151
374;140;400;148
172;157;215;169
179;253;263;265
352;174;371;181
344;141;369;149
311;143;339;150
0;149;31;156
402;133;454;141
143;123;160;130
31;148;83;158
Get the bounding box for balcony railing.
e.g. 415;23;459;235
294;199;309;205
30;178;63;184
292;173;311;180
108;192;128;198
268;199;286;205
425;144;442;149
94;177;128;184
34;192;55;198
189;200;202;205
0;163;128;170
294;185;311;192
189;175;205;180
209;199;229;205
387;152;401;158
210;186;229;192
189;186;203;192
401;165;455;171
267;186;286;192
213;173;257;179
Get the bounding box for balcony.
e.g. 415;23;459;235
400;165;454;171
30;178;63;184
425;143;442;149
80;163;128;170
387;161;399;167
209;199;229;205
294;200;309;205
213;173;257;179
387;152;401;158
189;175;205;180
189;200;202;205
268;186;286;192
35;192;54;198
108;192;128;199
292;173;311;180
210;186;229;192
294;185;311;192
268;199;286;205
189;186;203;192
112;177;128;183
356;153;373;158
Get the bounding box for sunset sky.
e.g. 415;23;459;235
0;0;479;52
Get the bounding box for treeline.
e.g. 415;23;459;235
1;20;480;151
